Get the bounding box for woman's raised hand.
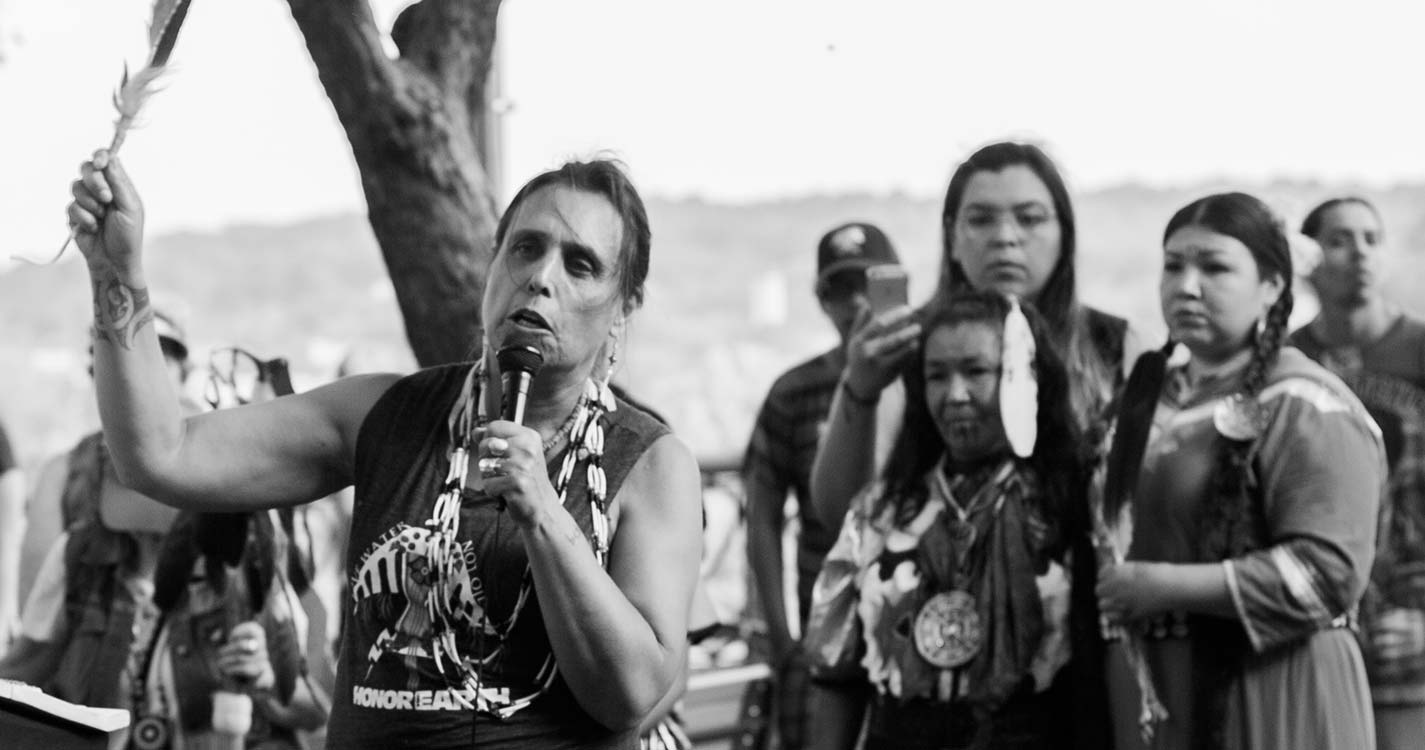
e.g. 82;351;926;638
1096;561;1172;622
843;305;921;397
67;149;145;275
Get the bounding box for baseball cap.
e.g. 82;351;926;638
816;222;899;285
153;309;189;361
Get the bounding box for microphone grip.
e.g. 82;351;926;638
501;370;533;424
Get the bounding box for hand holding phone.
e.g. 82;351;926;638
865;265;909;313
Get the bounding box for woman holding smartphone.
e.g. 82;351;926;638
807;290;1086;749
811;141;1133;528
807;142;1134;747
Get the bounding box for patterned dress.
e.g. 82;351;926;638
1108;348;1383;750
820;460;1072;750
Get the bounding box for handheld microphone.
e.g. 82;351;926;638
496;345;544;424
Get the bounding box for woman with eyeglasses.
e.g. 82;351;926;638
808;142;1139;747
66;151;702;750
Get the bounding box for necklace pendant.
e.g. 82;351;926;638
1213;393;1265;441
914;590;983;669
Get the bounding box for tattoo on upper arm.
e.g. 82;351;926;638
91;277;153;350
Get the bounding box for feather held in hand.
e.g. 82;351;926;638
18;0;194;265
111;0;193;153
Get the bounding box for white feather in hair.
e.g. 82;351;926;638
1000;296;1038;458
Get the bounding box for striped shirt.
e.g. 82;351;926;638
745;348;844;621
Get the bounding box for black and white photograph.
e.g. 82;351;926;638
1;1;1423;748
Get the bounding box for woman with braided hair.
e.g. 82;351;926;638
1095;192;1382;749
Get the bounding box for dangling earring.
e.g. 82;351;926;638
477;332;491;377
1253;315;1267;342
598;332;620;411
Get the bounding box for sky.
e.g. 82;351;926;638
3;0;1425;267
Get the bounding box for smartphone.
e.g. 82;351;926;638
865;265;909;312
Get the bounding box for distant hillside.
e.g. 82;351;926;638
4;184;1424;467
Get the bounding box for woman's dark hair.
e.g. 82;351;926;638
1103;192;1294;750
1107;192;1293;550
877;290;1083;534
153;511;309;614
494;159;652;309
1300;196;1383;240
938;141;1113;423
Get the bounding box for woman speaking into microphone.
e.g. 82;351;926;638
65;152;704;749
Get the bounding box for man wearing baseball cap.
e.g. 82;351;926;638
742;222;900;749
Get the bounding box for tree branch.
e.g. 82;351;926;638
285;1;402;132
285;0;501;366
391;0;501;140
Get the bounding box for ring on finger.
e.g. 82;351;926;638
477;457;502;477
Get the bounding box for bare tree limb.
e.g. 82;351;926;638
285;0;502;366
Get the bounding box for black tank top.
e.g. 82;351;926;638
327;364;670;749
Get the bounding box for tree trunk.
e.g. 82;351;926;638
285;0;502;367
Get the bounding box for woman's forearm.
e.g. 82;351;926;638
255;674;328;731
521;504;690;730
809;385;878;527
1154;562;1237;619
88;262;186;493
0;469;25;639
745;478;792;654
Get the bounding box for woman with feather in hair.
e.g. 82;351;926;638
806;290;1086;749
1095;192;1382;749
809;141;1137;748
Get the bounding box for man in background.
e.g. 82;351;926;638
1292;197;1425;750
743;222;900;749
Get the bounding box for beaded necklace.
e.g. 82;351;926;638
426;356;615;718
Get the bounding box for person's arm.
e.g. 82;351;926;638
636;648;690;737
217;621;328;731
745;475;791;659
1096;561;1236;621
0;531;71;681
0;466;25;648
254;673;329;731
68;151;391;512
1099;381;1383;651
743;398;794;664
808;307;920;527
483;426;703;730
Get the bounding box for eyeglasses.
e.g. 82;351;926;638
958;207;1057;234
204;347;293;409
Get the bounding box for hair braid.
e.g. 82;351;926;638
1192;286;1292;750
1197;286;1292;560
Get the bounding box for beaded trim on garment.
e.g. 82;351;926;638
422;356;617;718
